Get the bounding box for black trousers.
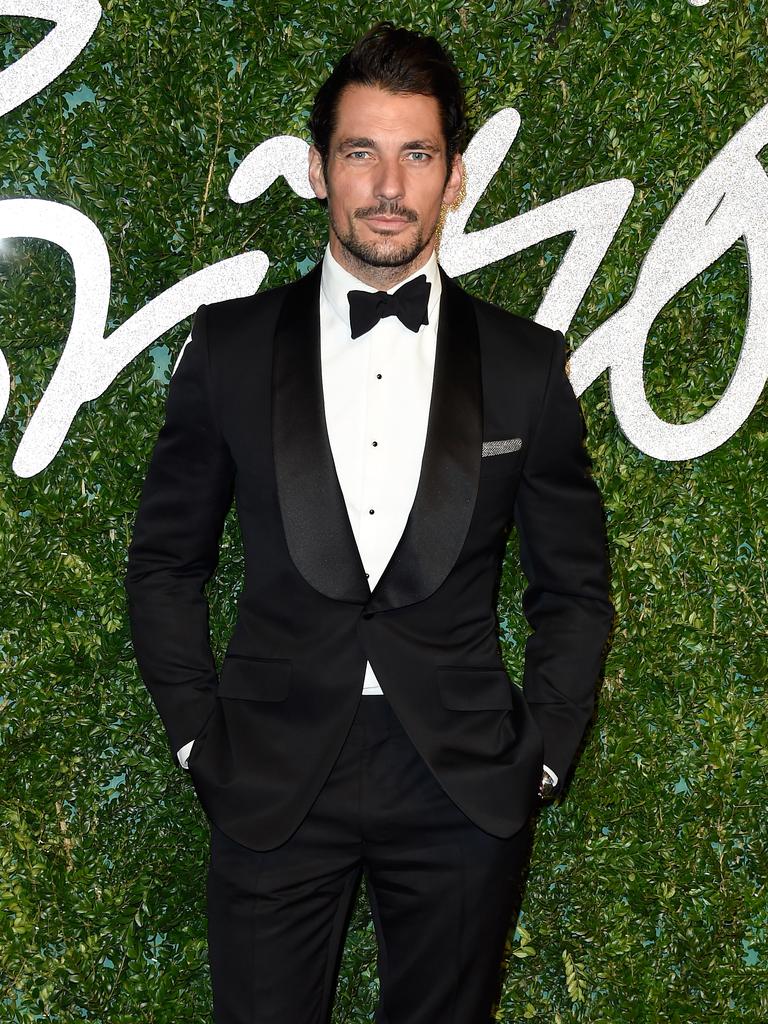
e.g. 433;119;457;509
206;694;536;1024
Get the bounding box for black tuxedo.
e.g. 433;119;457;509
124;260;613;854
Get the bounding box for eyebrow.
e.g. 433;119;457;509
337;137;441;153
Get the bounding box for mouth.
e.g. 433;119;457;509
365;216;410;227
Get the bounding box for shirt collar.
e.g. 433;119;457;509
320;240;442;329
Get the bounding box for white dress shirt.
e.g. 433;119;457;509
319;241;441;694
178;242;557;787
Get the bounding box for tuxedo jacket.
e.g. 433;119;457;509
124;260;613;852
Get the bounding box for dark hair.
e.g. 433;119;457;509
308;22;468;188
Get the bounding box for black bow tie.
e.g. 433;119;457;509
347;275;431;340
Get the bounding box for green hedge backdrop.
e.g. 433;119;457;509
1;1;766;1021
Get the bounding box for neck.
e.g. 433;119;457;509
328;236;434;290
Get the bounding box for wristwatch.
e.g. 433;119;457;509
538;770;557;800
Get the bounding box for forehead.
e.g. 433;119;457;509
331;84;443;147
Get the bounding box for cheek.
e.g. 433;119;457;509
327;193;355;227
417;183;444;219
330;180;365;216
421;198;442;227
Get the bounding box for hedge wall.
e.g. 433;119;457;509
1;1;766;1021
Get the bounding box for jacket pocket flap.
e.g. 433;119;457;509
437;666;514;710
218;655;292;701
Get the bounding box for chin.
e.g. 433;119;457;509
349;233;428;268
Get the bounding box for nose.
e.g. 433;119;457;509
373;156;405;207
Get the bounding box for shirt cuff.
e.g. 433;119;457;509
177;739;194;770
542;763;559;786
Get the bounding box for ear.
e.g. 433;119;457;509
308;144;328;200
441;152;464;207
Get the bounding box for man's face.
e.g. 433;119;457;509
308;83;463;278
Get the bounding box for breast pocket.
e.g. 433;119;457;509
480;438;524;479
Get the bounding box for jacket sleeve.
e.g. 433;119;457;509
512;329;613;795
124;304;235;761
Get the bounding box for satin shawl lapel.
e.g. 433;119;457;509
271;260;482;612
368;265;482;612
271;262;369;603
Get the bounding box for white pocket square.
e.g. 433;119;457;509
482;437;522;457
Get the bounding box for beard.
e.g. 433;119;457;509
329;206;438;270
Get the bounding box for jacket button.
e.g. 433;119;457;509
362;611;374;620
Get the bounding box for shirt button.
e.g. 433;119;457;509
372;440;378;446
376;373;382;379
369;509;375;514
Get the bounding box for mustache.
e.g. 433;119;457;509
357;206;417;220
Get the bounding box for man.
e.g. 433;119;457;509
124;21;613;1024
